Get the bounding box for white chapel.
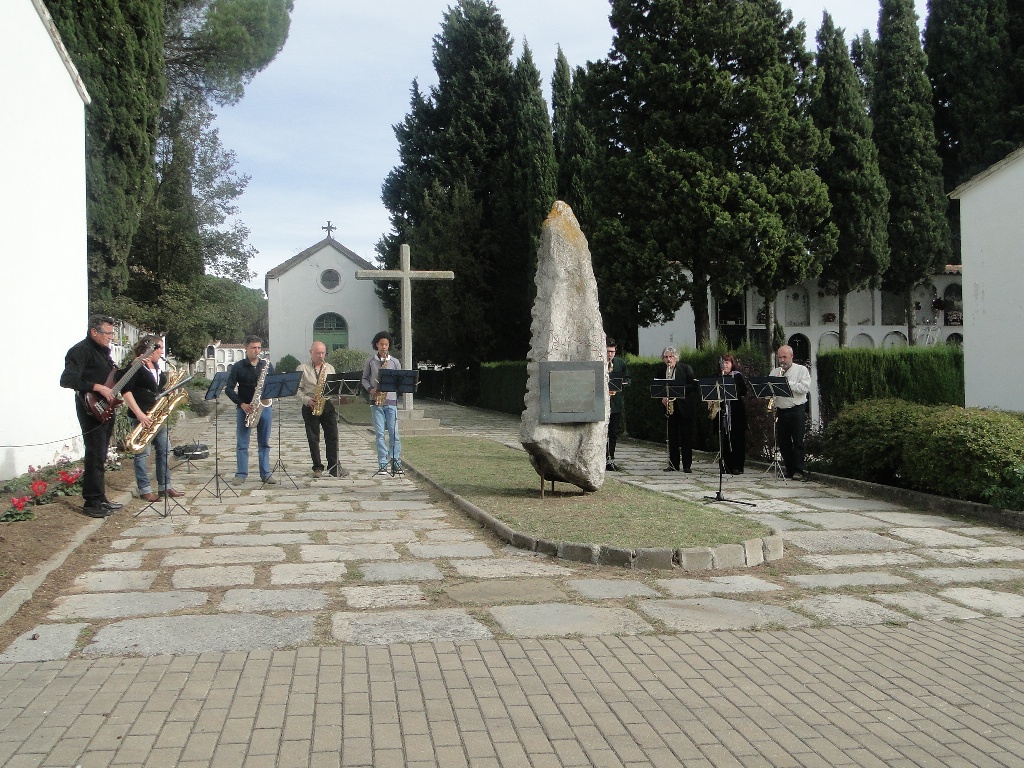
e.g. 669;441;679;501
265;228;389;364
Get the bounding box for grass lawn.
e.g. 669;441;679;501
401;435;771;549
337;399;372;425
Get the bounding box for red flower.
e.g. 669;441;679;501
11;496;30;511
30;480;48;497
59;469;82;485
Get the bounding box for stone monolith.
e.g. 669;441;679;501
520;201;606;491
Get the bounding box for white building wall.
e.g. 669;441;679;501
0;1;90;480
954;151;1024;411
267;244;389;365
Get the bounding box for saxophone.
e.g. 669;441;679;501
373;357;388;406
310;364;329;416
126;365;191;454
245;354;271;428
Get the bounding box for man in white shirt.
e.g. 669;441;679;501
770;345;812;481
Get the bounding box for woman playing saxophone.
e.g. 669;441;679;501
119;335;183;501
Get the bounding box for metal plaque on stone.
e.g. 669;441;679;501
538;361;605;423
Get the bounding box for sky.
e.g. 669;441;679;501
213;0;930;290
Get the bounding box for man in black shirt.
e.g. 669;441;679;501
60;314;124;518
225;335;275;484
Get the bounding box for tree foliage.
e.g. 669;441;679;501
379;0;555;367
811;13;890;345
589;0;835;349
872;0;951;338
165;0;294;105
44;0;166;305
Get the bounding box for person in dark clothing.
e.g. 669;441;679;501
713;353;748;474
60;314;124;518
605;337;630;471
119;334;183;501
660;346;695;472
225;335;275;484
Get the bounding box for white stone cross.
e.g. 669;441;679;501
355;243;455;409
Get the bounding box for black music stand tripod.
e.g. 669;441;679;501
320;374;347;477
698;376;755;507
262;371;302;489
373;368;419;477
748;376;793;481
650;379;687;471
192;372;239;502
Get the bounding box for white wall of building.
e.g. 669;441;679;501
267;242;389;365
0;1;90;480
953;148;1024;412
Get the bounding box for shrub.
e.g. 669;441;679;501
817;346;964;424
815;399;931;484
328;347;369;376
902;408;1024;502
983;465;1024;511
276;354;300;373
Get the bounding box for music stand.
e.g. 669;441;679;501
374;368;419;477
698;377;755;507
650;379;687;471
261;372;302;488
748;376;792;480
338;371;364;396
321;374;346;477
191;372;238;503
606;375;628;470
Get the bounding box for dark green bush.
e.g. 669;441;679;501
276;354;300;373
815;398;932;484
902;408;1024;502
983;465;1024;511
478;361;527;414
817;346;964;423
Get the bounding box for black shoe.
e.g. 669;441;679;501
683;467;692;474
82;505;111;519
101;500;123;511
663;466;678;472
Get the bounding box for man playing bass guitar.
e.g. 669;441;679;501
60;314;124;518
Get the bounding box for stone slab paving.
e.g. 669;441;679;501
5;400;1024;766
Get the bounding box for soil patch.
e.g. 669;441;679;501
0;463;140;651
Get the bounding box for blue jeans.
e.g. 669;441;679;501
371;404;400;466
133;420;169;494
236;406;272;479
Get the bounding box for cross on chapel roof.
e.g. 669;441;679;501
322;220;336;238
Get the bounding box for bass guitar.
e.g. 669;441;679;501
82;338;158;423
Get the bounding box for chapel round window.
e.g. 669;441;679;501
320;269;341;290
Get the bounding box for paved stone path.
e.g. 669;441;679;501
2;399;1023;766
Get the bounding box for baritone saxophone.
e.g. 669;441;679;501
126;365;191;454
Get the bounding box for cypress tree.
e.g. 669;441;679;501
872;0;951;342
44;0;166;306
811;13;890;346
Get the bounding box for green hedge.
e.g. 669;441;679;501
817;398;1024;507
478;361;528;415
817;346;964;423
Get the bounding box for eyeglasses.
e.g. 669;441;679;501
95;329;115;336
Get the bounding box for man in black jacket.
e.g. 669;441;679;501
60;315;124;518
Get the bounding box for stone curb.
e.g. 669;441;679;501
0;487;132;625
403;461;783;571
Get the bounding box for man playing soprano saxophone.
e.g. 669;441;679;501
296;341;347;478
225;335;275;485
361;331;402;472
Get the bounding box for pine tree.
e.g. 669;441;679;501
872;0;951;341
595;0;835;348
811;13;890;346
